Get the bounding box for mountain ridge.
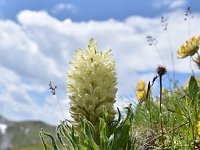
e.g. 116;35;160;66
0;114;56;150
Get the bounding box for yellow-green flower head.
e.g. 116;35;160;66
136;90;147;101
177;36;200;58
136;80;146;91
68;38;117;125
136;80;147;101
162;87;167;94
197;121;200;136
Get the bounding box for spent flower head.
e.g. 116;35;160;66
157;65;167;77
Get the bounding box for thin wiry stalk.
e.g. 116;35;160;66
146;35;172;89
166;30;176;83
184;7;195;76
55;93;66;120
188;16;191;39
155;45;171;89
190;56;195;76
157;66;166;149
49;81;65;120
185;7;192;39
155;45;165;64
161;16;176;84
159;75;164;149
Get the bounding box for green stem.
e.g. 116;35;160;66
159;75;164;149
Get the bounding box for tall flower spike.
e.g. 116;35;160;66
67;38;117;126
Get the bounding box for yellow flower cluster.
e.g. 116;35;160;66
177;36;200;58
136;80;147;101
197;121;200;136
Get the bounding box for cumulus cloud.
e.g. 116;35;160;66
0;9;199;124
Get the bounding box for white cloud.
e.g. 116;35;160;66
153;0;187;9
52;3;77;14
0;66;67;125
0;9;199;124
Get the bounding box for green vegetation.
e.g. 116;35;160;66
40;35;200;149
10;144;44;150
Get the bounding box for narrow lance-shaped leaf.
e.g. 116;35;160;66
99;118;109;150
39;130;51;150
41;129;59;150
188;76;199;100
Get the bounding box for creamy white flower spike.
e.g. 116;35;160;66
68;38;117;125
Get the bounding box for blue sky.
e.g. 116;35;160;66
0;0;200;125
1;0;200;21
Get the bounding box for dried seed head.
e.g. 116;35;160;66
157;65;167;77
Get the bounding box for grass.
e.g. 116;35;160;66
10;144;44;150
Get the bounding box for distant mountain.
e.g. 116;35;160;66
0;115;11;125
0;115;56;150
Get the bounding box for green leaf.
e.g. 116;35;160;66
56;125;70;149
87;138;100;150
188;76;199;100
107;108;121;137
77;145;88;150
39;130;51;150
109;105;133;149
99;118;108;149
61;123;76;149
42;129;59;150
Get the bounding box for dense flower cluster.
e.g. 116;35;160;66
177;36;200;58
67;38;117;125
136;80;147;101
